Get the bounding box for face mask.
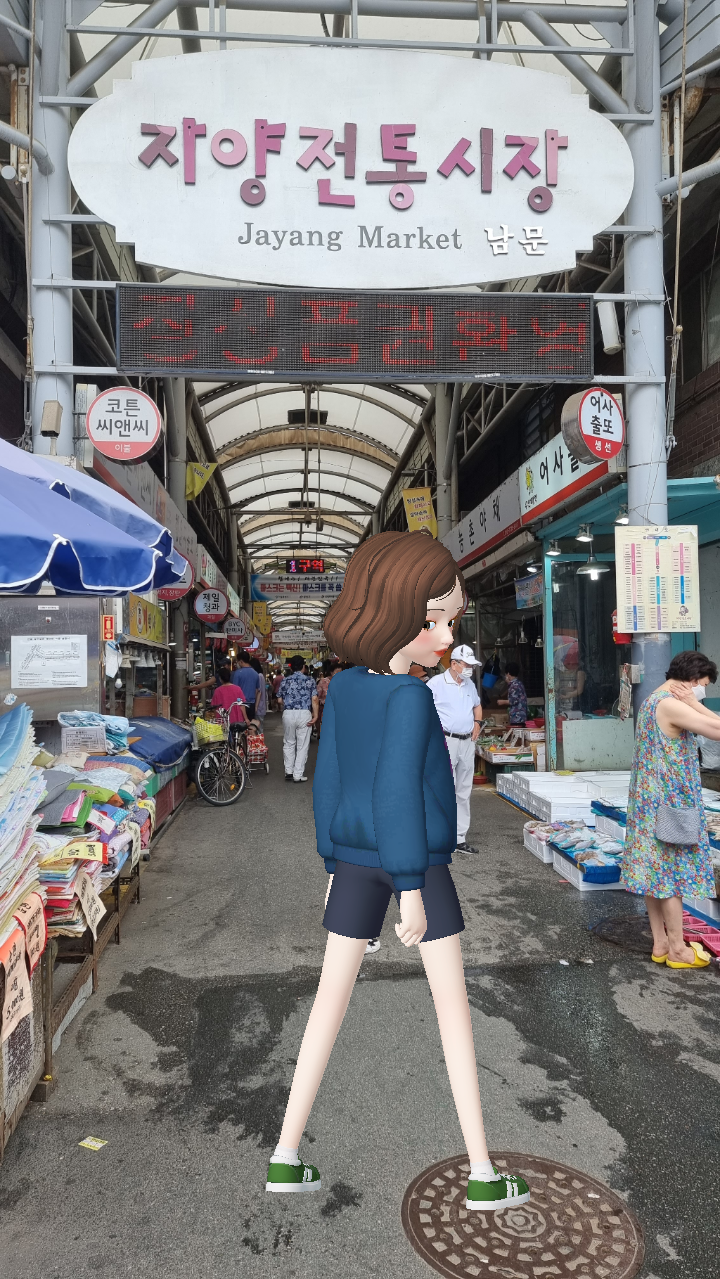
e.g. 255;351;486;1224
693;684;707;700
459;666;474;680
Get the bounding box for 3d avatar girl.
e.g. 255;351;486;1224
266;531;529;1211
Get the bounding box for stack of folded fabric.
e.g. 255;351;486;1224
0;704;48;944
38;851;104;936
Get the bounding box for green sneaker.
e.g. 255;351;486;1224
265;1158;321;1194
466;1167;530;1210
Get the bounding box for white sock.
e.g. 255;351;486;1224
470;1159;501;1182
270;1143;301;1166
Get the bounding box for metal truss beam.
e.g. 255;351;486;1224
240;510;365;536
205;382;425;432
218;425;398;470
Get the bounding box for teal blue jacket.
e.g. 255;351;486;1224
312;667;457;891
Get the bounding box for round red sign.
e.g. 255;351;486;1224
194;589;229;623
577;388;625;461
157;555;194;602
86;387;163;462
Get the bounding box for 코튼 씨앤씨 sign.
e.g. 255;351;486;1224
67;47;634;292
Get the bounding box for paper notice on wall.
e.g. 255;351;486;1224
12;892;47;975
11;634;88;689
76;870;107;940
0;926;31;1042
615;525;700;633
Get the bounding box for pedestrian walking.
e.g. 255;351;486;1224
497;662;528;725
278;655;319;782
427;645;483;855
266;530;529;1211
624;650;720;969
249;656;267;727
231;651;264;720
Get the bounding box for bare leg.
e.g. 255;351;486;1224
659;895;696;963
645;896;668;956
279;932;367;1149
419;933;489;1164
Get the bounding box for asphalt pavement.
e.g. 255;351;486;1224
2;711;719;1279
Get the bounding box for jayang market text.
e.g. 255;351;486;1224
237;225;548;256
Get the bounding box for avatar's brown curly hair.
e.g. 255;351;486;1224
323;531;465;672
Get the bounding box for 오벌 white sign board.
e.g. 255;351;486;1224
67;48;634;290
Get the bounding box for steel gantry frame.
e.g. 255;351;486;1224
13;0;720;690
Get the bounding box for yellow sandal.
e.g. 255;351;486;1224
651;952;667;964
666;940;711;969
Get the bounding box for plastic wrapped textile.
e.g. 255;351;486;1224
57;711;129;754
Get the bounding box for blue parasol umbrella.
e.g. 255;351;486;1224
0;442;185;595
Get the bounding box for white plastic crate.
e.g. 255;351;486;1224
552;849;626;892
595;814;626;840
523;829;554;864
683;894;720;924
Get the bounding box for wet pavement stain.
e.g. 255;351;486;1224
106;966;321;1146
320;1181;363;1218
465;959;720;1279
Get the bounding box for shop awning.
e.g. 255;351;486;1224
538;479;720;545
0;443;185;596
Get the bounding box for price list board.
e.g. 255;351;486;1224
117;285;593;382
615;526;700;633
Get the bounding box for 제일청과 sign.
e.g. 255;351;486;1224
67;48;634;292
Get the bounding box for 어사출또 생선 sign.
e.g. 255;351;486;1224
67;48;634;291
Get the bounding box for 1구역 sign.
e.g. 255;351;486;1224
615;525;700;633
194;589;229;623
561;387;625;463
67;48;634;292
86;387;162;461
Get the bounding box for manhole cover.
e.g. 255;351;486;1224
401;1152;645;1279
591;915;654;955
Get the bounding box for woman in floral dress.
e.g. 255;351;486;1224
624;650;720;967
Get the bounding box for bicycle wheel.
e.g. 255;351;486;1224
196;746;247;805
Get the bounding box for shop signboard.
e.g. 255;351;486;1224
68;48;634;292
128;592;167;646
252;572;344;600
198;546;218;588
402;488;437;537
514;575;544;609
271;629;326;644
615;525;700;633
195;589;229;623
86;387;162;461
442;474;521;569
157;554;194;601
519;434;607;524
101;614;115;641
252;602;273;635
93;454;197;571
224;615;251;640
227;584;241;617
561;387;625;463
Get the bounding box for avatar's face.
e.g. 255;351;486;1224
391;578;465;672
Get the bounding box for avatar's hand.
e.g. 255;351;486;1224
395;889;427;947
324;875;334;908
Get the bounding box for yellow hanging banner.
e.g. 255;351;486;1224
186;461;217;500
402;487;437;538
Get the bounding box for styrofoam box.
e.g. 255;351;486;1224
552;849;626;892
595;815;626;840
683;895;720;925
523;829;554;864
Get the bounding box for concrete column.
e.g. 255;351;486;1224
228;515;239;591
434;384;453;540
31;1;73;454
164;377;189;719
622;0;671;709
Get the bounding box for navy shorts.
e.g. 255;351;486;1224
323;860;464;943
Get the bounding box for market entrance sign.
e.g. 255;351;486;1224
86;387;162;461
67;48;633;291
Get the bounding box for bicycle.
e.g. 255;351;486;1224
194;709;249;805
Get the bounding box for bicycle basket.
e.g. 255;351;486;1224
195;718;227;746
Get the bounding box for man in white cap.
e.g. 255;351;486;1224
426;645;483;854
